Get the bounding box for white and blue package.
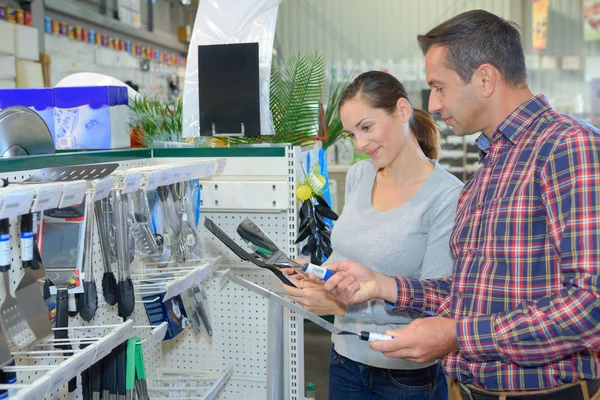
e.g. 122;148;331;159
53;86;130;150
143;292;190;340
0;88;55;136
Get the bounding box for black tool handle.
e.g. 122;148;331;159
19;213;34;269
116;342;126;397
80;343;90;400
55;289;69;342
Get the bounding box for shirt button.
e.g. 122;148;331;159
468;248;474;254
458;292;463;298
477;203;483;209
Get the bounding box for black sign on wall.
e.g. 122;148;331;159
197;42;261;137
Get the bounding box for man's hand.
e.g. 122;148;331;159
316;260;398;304
370;317;459;364
280;270;346;316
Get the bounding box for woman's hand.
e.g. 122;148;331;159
280;269;346;316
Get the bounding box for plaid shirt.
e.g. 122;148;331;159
391;95;600;391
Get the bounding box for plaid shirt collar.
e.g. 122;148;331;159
476;94;551;162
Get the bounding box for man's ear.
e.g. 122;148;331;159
474;64;497;98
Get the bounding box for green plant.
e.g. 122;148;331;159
129;95;183;146
220;53;325;147
320;75;352;149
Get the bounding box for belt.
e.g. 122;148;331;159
455;379;600;400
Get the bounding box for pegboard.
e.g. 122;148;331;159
160;146;304;400
161;269;285;400
0;158;161;400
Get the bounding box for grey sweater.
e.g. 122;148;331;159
328;159;463;370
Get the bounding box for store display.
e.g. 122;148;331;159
0;149;297;397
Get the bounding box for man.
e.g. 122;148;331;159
321;9;600;400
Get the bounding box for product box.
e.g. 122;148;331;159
0;88;54;135
143;292;190;340
0;5;6;21
53;86;130;150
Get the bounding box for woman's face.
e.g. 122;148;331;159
339;97;411;168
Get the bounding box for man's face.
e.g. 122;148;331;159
425;45;485;136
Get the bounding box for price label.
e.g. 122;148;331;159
205;162;217;177
94;340;112;362
144;171;162;191
0;189;34;219
122;172;142;194
49;366;70;393
59;182;87;208
71;347;94;375
216;159;227;175
159;169;173;186
32;185;62;212
171;166;186;183
151;322;168;347
113;323;133;346
92;177;114;202
184;165;196;180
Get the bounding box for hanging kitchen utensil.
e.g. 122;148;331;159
114;190;135;318
191;285;212;337
203;218;296;287
96;195;118;306
78;193;98;322
135;340;149;399
0;218;35;349
237;218;296;267
129;190;159;257
156;186;178;263
126;338;136;399
54;288;77;392
14;213;52;341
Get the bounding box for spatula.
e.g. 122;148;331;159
0;218;35;349
14;214;52;341
0;163;119;187
203;218;296;287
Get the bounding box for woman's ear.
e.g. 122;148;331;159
395;97;412;122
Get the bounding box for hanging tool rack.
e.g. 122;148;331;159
0;145;308;400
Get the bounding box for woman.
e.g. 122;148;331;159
283;71;463;400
